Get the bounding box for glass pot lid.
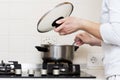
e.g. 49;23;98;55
37;2;74;33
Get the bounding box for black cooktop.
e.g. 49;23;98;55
0;71;96;78
0;60;96;78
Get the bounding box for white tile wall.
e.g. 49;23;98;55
0;36;8;52
0;0;102;64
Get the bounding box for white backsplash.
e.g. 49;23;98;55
0;0;102;65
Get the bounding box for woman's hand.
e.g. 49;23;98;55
75;32;101;46
54;17;82;35
54;17;102;40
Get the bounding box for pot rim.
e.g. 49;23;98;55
41;44;74;46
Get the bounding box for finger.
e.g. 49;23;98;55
59;30;68;35
54;24;64;32
59;32;66;35
74;35;84;45
77;34;85;42
56;18;65;24
74;34;83;41
76;42;84;46
74;35;79;42
75;37;81;42
75;39;84;46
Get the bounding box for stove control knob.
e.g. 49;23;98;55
53;69;60;75
41;69;47;75
60;68;66;72
15;69;22;76
28;69;35;76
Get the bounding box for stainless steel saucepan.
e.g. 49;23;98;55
35;44;79;62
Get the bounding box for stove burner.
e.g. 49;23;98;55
41;58;80;76
0;60;21;75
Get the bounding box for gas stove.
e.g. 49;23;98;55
0;60;96;78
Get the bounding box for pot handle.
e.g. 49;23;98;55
72;41;79;51
35;46;49;52
74;46;79;51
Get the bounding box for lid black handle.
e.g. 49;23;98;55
52;16;64;28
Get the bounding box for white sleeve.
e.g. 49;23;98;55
100;0;120;45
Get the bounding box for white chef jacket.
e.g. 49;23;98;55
100;0;120;78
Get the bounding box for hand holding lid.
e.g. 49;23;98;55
37;2;74;33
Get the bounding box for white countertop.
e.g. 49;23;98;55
83;69;105;80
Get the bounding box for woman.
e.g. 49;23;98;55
54;0;120;80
